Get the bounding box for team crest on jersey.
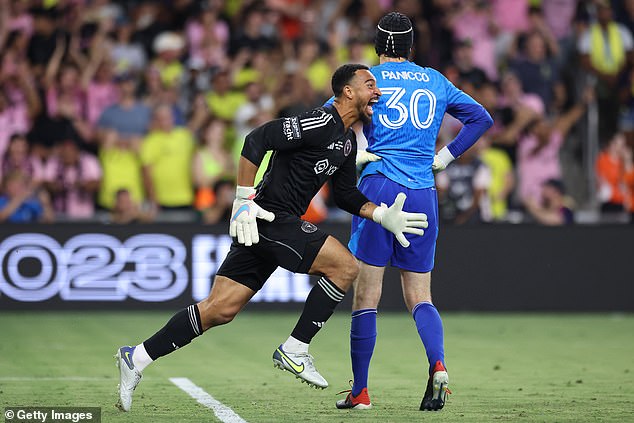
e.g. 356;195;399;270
301;221;318;233
282;117;301;141
344;139;352;156
314;159;329;174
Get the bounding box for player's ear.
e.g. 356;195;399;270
343;84;353;100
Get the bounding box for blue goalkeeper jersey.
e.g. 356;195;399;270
361;61;491;189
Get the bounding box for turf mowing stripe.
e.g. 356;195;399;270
170;377;248;423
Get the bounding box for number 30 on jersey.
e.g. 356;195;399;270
378;87;437;130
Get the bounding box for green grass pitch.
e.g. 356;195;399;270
1;311;633;422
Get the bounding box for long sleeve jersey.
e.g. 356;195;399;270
242;105;369;217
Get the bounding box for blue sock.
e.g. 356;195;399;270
350;308;377;396
412;302;445;374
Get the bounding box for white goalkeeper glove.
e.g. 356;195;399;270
372;192;428;248
229;186;275;246
432;146;455;174
356;149;381;172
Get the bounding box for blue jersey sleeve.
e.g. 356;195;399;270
444;81;493;158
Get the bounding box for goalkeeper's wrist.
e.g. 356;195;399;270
236;186;256;200
437;146;455;167
372;205;386;224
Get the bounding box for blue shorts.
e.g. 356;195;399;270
348;175;438;273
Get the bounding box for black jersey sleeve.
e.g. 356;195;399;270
331;150;371;216
241;110;328;166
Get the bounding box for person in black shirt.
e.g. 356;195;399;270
114;64;428;412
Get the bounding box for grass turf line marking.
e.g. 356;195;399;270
0;376;122;381
170;377;248;423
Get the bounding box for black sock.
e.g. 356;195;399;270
291;277;345;343
143;304;203;360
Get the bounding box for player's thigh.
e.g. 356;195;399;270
348;175;398;266
308;235;359;289
400;270;432;312
216;241;278;292
392;186;439;273
352;260;386;310
257;215;330;274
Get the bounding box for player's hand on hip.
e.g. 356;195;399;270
372;192;428;248
356;150;381;172
229;186;275;246
432;146;455;174
432;154;447;173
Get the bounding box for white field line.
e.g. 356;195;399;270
170;377;247;423
0;376;124;381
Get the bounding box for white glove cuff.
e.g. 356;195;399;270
236;186;256;200
372;205;386;224
437;146;455;167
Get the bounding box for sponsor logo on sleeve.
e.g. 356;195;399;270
282;117;302;141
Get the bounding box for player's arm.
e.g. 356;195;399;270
434;82;494;173
331;151;428;247
232;114;324;246
230;118;298;247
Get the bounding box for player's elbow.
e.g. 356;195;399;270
480;107;494;130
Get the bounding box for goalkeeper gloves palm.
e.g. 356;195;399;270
229;186;275;246
372;192;428;248
356;150;381;171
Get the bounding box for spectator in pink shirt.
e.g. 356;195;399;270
44;42;89;134
449;0;498;81
6;0;34;35
84;59;119;126
186;6;230;69
492;0;529;33
517;89;592;205
43;138;102;219
542;0;578;42
0;134;44;188
0;66;40;157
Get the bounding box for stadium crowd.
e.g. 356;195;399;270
0;0;633;225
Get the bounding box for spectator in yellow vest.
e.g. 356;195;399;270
578;0;633;141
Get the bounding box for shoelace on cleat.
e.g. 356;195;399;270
336;380;354;396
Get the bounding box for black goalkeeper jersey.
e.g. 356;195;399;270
241;105;369;218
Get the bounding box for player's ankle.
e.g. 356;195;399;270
282;336;309;354
132;343;153;372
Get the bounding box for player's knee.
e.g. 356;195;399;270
209;309;237;327
353;287;381;308
197;299;239;329
339;256;360;284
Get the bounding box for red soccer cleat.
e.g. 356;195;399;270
336;386;372;410
420;360;451;411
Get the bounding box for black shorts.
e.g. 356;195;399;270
216;214;328;291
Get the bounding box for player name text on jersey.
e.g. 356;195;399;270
381;70;430;82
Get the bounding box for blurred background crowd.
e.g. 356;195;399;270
1;0;633;226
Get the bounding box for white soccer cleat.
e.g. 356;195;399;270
272;344;328;389
115;346;143;411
